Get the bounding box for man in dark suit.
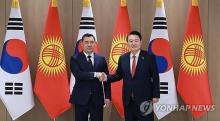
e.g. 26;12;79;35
69;33;111;121
101;31;160;121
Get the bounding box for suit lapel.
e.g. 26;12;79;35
125;53;132;78
80;52;88;64
94;54;98;70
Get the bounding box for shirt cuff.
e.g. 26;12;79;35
94;72;97;77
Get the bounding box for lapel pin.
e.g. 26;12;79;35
141;57;144;60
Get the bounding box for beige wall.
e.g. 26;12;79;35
0;0;219;121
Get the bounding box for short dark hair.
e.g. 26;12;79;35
82;33;96;41
126;31;142;41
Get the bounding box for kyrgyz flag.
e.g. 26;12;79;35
108;0;131;118
0;0;34;120
34;0;71;119
148;0;178;119
69;0;99;93
177;0;212;119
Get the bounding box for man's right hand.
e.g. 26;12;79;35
96;72;107;82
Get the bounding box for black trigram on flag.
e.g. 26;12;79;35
7;18;23;30
5;82;23;95
79;17;95;30
160;82;168;94
153;17;167;30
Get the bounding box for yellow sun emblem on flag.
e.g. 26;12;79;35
180;35;207;75
38;36;66;76
109;34;129;71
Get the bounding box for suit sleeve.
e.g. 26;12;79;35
70;56;95;81
102;58;111;100
150;54;160;98
107;56;123;83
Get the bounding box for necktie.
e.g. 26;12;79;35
131;55;136;78
87;55;93;67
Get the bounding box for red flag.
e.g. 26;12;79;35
108;0;131;118
34;0;71;118
177;0;212;119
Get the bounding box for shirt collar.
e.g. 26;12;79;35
83;51;94;58
130;50;140;59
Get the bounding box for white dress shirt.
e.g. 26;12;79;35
83;51;94;66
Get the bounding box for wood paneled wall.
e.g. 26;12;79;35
0;0;219;121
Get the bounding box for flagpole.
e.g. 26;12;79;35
101;82;106;107
191;116;194;121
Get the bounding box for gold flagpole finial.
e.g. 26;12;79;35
12;0;20;8
192;0;199;6
121;0;127;7
83;0;91;7
156;0;163;8
51;0;58;7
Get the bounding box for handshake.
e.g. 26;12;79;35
95;72;107;82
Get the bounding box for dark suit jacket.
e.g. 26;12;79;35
69;52;111;106
108;50;160;106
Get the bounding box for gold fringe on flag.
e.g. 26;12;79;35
12;0;20;8
52;0;58;7
83;0;91;7
121;0;127;7
156;0;163;8
192;0;199;6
